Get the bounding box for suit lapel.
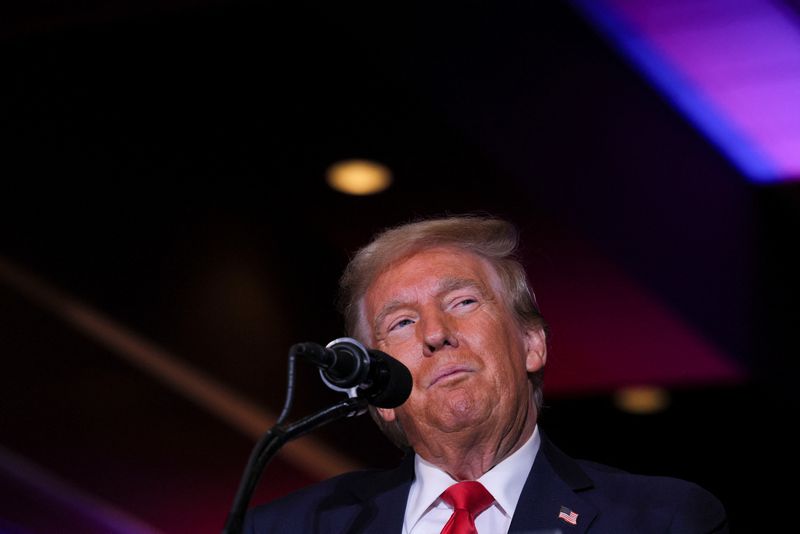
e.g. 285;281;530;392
320;452;414;534
509;434;598;534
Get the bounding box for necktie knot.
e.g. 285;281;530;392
440;481;494;534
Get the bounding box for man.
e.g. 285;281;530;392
245;215;728;533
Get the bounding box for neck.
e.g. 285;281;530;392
412;408;537;481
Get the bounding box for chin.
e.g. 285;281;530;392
435;390;493;431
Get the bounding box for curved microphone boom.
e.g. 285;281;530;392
223;339;411;534
292;337;412;408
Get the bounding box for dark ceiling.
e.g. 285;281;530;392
1;1;798;532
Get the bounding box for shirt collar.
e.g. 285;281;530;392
404;425;541;530
478;424;540;517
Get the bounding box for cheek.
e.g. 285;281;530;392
382;327;417;349
379;335;422;371
462;313;516;354
476;322;530;377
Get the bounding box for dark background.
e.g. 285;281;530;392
1;1;798;532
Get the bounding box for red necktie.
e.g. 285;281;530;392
439;481;495;534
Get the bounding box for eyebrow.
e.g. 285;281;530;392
372;277;486;333
437;276;485;297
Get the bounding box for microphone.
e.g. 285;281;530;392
292;337;412;408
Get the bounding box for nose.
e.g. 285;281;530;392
421;310;458;356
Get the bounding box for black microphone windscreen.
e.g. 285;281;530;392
367;350;412;408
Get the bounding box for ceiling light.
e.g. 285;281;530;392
326;159;392;195
613;385;670;415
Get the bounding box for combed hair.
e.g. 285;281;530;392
338;214;546;449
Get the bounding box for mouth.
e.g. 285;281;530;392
428;365;473;388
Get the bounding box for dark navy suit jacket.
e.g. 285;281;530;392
244;434;728;533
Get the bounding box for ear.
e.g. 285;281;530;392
376;407;397;423
523;327;547;373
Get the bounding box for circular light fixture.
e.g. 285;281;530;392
326;159;392;196
613;385;670;415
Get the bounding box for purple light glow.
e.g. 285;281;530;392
573;0;800;183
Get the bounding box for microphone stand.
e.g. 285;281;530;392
221;347;369;534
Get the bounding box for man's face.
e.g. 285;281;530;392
363;246;546;447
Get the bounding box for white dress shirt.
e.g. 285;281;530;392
402;425;541;534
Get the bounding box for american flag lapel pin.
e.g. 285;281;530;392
558;505;579;525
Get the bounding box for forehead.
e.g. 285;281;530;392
364;246;500;310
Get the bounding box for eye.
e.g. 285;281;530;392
447;295;481;315
389;318;415;331
449;296;479;311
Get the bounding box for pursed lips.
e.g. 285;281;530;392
427;364;474;388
